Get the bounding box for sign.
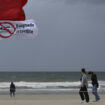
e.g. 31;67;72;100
0;20;38;39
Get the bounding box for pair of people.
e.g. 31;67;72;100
79;68;100;103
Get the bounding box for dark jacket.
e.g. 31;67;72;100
10;83;16;92
91;74;99;87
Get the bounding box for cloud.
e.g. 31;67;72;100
45;0;105;5
0;0;105;71
83;0;105;4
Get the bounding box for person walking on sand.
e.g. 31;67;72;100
88;71;100;102
79;68;89;103
10;82;16;97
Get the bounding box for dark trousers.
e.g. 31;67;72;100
79;86;89;102
10;91;15;97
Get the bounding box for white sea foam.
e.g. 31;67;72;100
0;81;80;88
0;81;105;89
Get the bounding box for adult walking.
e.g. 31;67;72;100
79;68;89;103
88;71;100;102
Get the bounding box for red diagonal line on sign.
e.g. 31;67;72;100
0;22;16;39
0;24;13;35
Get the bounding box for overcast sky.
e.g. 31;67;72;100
0;0;105;71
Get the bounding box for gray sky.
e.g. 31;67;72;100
0;0;105;71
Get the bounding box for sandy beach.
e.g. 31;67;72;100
0;94;104;105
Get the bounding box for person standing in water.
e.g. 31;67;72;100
79;68;89;103
88;71;100;102
10;82;16;97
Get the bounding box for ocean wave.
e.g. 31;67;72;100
0;81;105;89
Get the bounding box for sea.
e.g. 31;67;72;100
0;72;105;94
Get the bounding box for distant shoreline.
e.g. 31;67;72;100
0;71;105;72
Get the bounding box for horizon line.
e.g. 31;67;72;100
0;70;104;72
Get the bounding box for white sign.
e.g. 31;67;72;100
0;20;38;39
